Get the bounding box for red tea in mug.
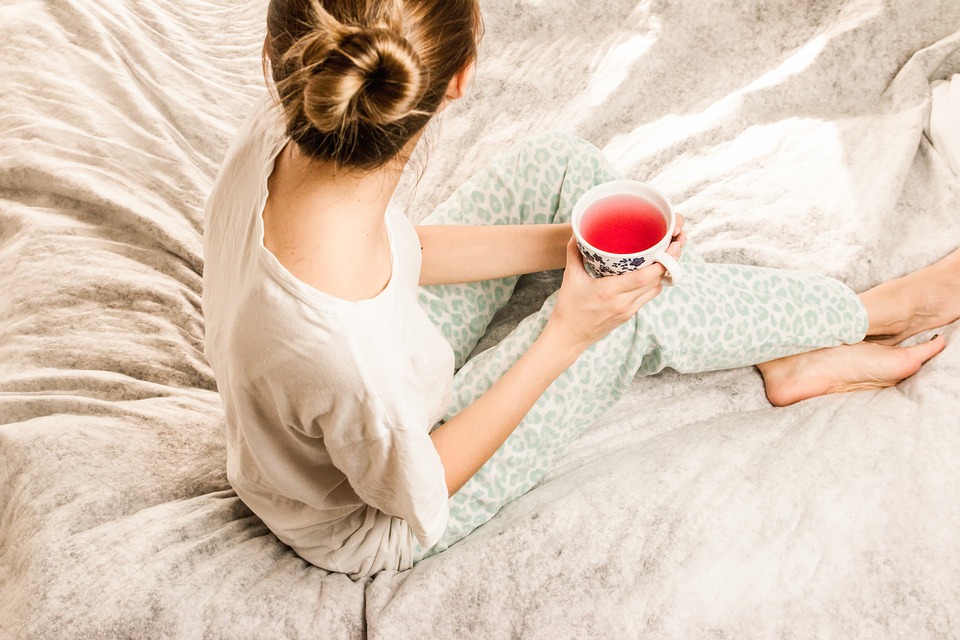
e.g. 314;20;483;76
579;195;667;254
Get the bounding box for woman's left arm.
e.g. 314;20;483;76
416;223;571;285
417;215;686;285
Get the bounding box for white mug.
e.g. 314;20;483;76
571;180;683;285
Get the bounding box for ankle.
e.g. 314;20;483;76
859;280;915;341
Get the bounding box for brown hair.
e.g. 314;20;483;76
265;0;482;170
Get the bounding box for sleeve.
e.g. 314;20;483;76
320;387;450;548
268;333;449;548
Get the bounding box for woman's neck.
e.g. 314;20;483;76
276;143;403;228
262;143;408;301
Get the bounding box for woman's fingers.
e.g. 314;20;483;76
630;282;664;311
667;213;687;260
606;264;668;299
567;232;673;301
666;236;684;259
564;236;592;280
565;234;581;262
553;234;669;347
634;260;668;287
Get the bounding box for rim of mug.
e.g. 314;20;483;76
571;180;676;259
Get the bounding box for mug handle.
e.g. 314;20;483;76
654;252;683;286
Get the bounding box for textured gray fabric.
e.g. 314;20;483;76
1;0;958;638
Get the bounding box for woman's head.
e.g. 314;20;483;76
265;0;482;171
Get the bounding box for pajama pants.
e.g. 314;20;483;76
411;132;869;560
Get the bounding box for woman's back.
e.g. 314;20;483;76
202;96;453;578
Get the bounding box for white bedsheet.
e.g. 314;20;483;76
929;73;960;178
1;0;958;638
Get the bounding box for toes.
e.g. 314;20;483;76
907;333;946;364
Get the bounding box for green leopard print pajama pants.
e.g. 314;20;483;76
412;132;869;560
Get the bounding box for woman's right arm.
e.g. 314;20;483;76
429;237;672;496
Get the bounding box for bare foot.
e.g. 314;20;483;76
861;248;960;345
757;336;946;407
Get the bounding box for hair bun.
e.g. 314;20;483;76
298;25;424;132
268;0;481;169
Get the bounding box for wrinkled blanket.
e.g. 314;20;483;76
1;0;959;638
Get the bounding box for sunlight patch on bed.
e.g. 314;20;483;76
651;118;864;276
603;33;830;170
585;32;658;107
746;34;829;93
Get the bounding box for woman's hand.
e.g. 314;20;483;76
431;215;687;497
544;214;687;354
670;213;686;255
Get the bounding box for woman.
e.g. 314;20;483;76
202;0;958;578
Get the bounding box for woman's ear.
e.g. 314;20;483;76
444;60;476;102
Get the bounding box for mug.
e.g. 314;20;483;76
571;180;683;284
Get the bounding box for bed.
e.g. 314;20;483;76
2;0;959;637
